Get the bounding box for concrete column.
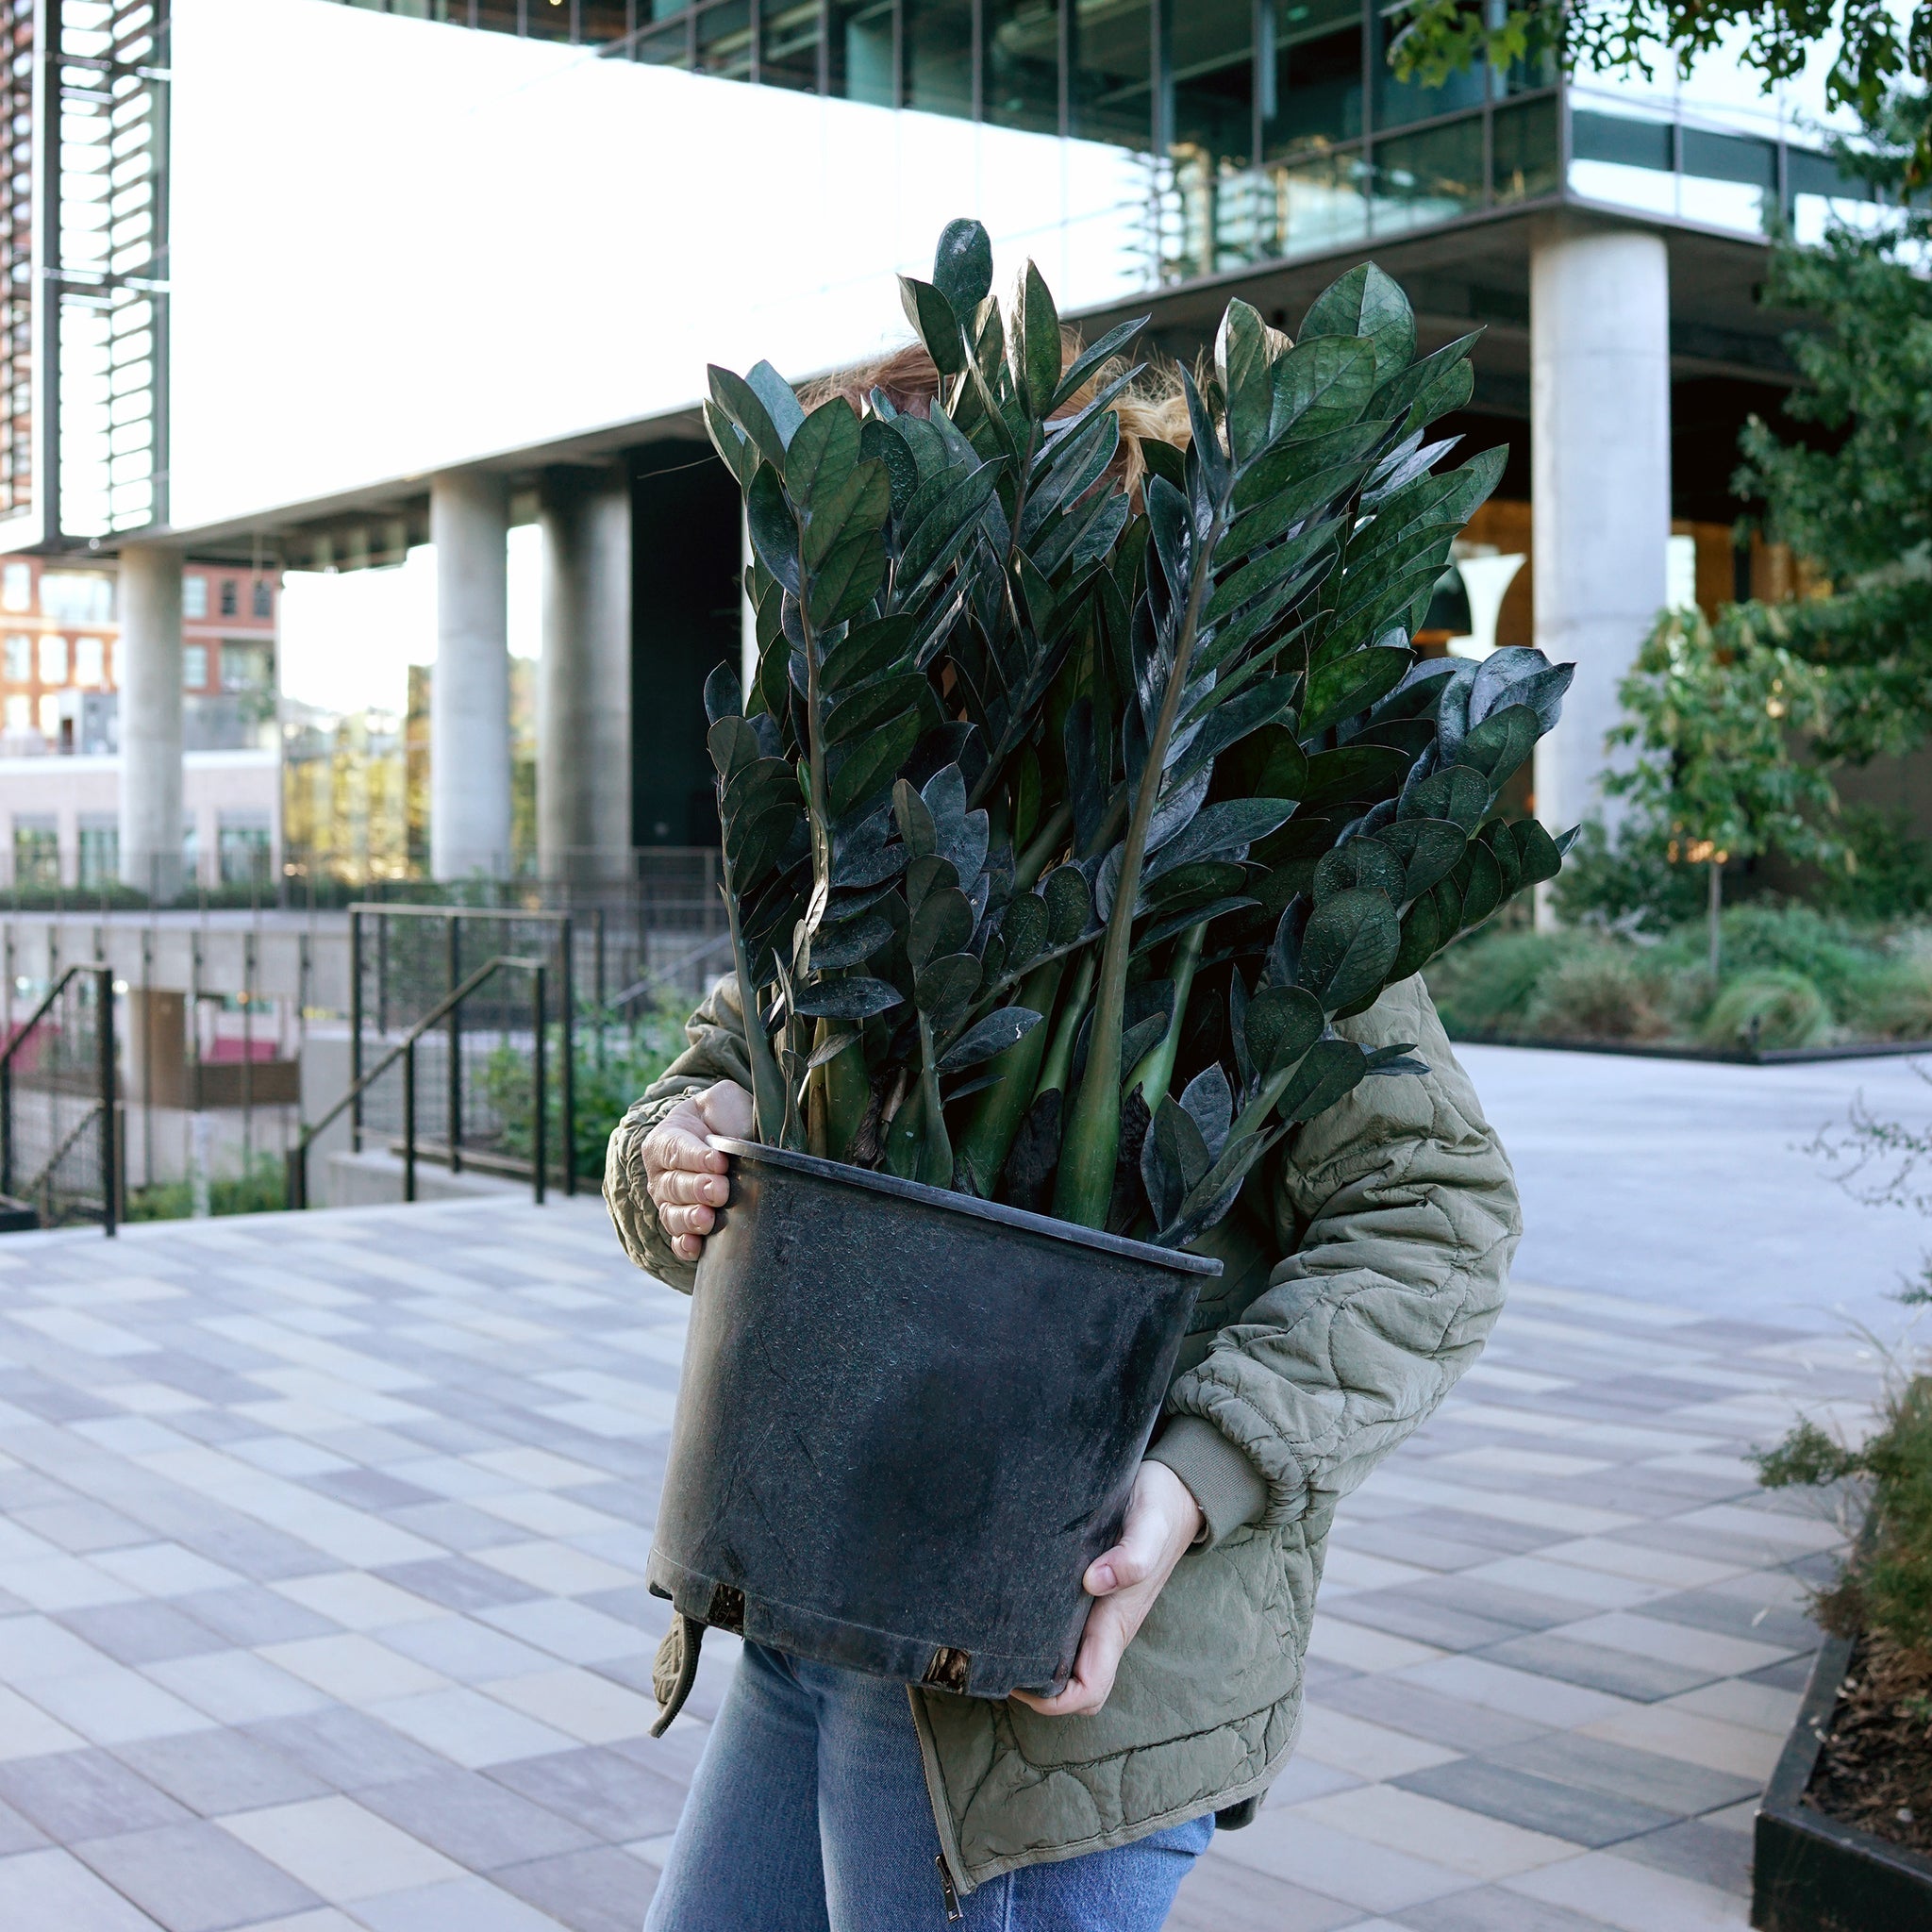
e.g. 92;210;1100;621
117;541;184;899
430;469;512;879
538;466;632;882
1530;216;1672;843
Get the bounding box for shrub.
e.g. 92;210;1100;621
1824;805;1932;922
1548;818;1707;932
1841;943;1932;1041
125;1154;286;1222
1522;949;1665;1041
1423;930;1574;1038
1700;969;1832;1050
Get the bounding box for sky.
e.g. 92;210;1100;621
277;525;542;717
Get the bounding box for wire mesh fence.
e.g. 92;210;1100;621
0;966;115;1232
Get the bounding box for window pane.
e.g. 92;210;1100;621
987;0;1060;134
1273;146;1369;255
182;643;207;689
906;0;973;117
1370;114;1483;233
1682;127;1774;189
579;0;633;40
761;0;822;90
1071;0;1151;150
1573;108;1672;172
634;17;692;64
1170;0;1252;167
1492;96;1557;203
1373;7;1482;132
1262;0;1361;159
475;2;521;29
830;2;896;105
527;0;575;40
698;0;753;77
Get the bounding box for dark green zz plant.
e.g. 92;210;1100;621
701;216;1574;1248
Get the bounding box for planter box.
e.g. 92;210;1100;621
646;1139;1218;1700
1753;1629;1932;1929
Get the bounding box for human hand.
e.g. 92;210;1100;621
641;1079;755;1262
1010;1459;1203;1718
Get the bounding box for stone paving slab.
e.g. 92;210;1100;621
0;1195;1875;1931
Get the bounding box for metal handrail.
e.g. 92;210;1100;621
287;954;547;1211
349;903;575;1199
0;963;116;1237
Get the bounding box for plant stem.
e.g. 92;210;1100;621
1015;800;1073;891
1034;952;1094;1100
823;1022;871;1161
954;957;1064;1194
1054;495;1224;1226
722;881;788;1145
1128;921;1207;1109
916;1014;953;1188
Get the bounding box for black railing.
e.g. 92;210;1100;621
348;905;577;1197
287;955;550;1210
0;964;116;1235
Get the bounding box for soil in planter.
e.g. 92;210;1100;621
1806;1630;1932;1857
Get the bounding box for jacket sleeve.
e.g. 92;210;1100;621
603;974;755;1293
1147;975;1520;1545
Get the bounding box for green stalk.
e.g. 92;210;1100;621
824;1022;871;1160
954;958;1064;1194
1127;920;1207;1109
1034;952;1094;1100
915;1015;953;1188
1014;799;1073;891
1054;496;1226;1227
882;1077;923;1178
722;879;789;1146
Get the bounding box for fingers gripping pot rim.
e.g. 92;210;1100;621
644;1138;1217;1708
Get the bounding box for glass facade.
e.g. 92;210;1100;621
334;0;1874;289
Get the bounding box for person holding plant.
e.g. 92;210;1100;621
604;223;1553;1928
609;967;1519;1930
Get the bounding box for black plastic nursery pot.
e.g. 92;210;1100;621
645;1137;1221;1700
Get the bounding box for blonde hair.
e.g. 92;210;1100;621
798;328;1205;508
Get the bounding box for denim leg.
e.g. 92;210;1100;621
982;1813;1216;1931
642;1641;833;1932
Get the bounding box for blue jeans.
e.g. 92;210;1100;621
643;1641;1214;1931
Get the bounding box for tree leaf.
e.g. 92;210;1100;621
824;672;936;747
1178;1062;1234;1160
1296;887;1401;1011
746;463;800;595
708;715;760;786
1217;298;1274;462
1001;891;1050;968
1452;701;1541;786
1043;864;1091;944
1012;259;1062;419
908;885;974;972
1401;764;1491;831
787;396;862;507
792;974;903;1020
939;1005;1043;1072
1275;1037;1374;1124
806;908;894;971
900;275;966;375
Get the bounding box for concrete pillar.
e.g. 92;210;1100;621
1530;217;1672;843
538;466;632;882
430;469;512;879
117;541;184;899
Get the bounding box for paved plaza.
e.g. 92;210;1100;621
0;1044;1911;1932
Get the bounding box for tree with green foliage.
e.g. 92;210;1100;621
1606;604;1840;969
1397;1;1932;177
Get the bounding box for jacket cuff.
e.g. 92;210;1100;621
1147;1416;1268;1547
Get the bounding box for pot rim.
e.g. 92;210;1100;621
708;1136;1224;1278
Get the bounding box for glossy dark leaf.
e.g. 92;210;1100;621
897;461;1004;591
1456;837;1505;928
1300;263;1415;375
1144;798;1296;882
908;885;974;973
745;361;805;449
915;951;981;1019
824;673;935;748
746;463;800;595
1388;889;1441;983
1300;745;1412;812
826;708;919;819
1513;816;1567;888
1314;836;1404;904
1401;764;1491;832
899;275;966;375
1371;330;1480;429
1243;983;1324;1077
806;525;890;631
1217;298;1274;461
1482;817;1524;899
1453;702;1540;786
823;615;916;691
1302;645;1412;738
1296;887;1400;1011
708;715;760;786
932;217;993;318
1276;1037;1374;1124
1269;334;1378;443
787;398;861;507
1001;891;1049;968
1013;259;1062;419
791;974;903;1020
1178;1062;1234;1160
1043;864;1091;945
1468;646;1574;733
1376;817;1467;899
939;1005;1043;1072
708;364;787;468
806;908;894;971
1050;314;1150;413
802;460;891;570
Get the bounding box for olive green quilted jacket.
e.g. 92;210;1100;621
604;973;1519;1893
